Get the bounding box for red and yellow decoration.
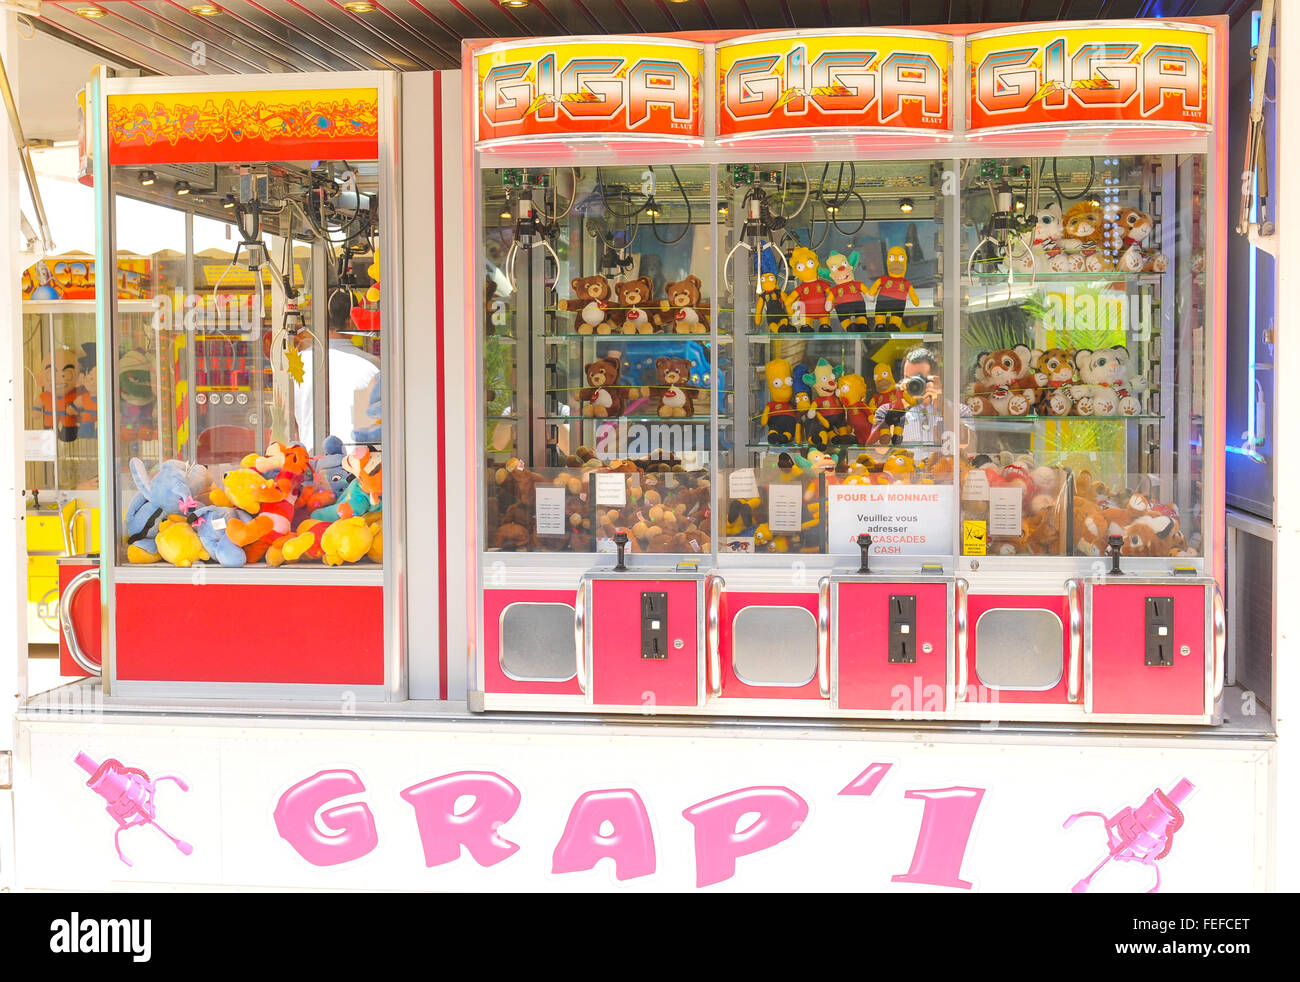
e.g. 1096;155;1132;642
967;22;1212;133
474;38;704;145
716;31;952;139
107;87;380;165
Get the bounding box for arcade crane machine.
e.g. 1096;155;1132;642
465;18;1225;727
65;69;400;698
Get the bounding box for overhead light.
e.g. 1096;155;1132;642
717;204;729;218
825;204;839;215
899;198;914;213
175;181;192;196
501;0;530;7
1014;199;1026;211
342;0;375;11
189;3;222;14
644;200;660;218
74;6;106;17
138;170;157;187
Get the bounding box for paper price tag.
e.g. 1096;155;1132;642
988;486;1024;537
729;468;758;499
768;482;803;533
594;472;627;507
535;487;566;535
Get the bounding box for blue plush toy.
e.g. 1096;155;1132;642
352;380;382;444
123;458;247;566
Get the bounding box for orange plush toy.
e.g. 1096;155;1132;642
223;442;312;563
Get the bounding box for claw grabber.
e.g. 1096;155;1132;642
75;752;194;867
1063;778;1193;893
502;189;560;294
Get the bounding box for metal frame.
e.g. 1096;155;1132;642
88;67;406;703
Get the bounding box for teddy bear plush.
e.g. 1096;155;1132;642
612;277;656;335
1032;347;1077;416
965;346;1038;416
562;275;614;335
657;275;709;334
579;356;625;418
1013;202;1081;273
654;357;696;418
1073;346;1142;416
1060;201;1110;272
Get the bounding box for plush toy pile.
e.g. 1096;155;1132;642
762;356;922;448
123;438;383;567
1072;470;1195;559
964;344;1146;418
961;454;1070;556
1008;202;1168;274
560;273;709;336
491;448;710;554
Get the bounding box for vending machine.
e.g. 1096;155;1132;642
465;19;1226;725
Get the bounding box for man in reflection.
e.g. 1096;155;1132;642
897;346;942;445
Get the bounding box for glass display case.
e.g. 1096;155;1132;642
107;160;384;572
957;154;1205;565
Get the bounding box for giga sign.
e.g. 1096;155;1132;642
717;31;952;139
475;38;703;144
968;22;1212;132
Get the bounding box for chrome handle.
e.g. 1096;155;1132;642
954;578;968;703
68;508;87;556
574;578;589;695
59;568;102;677
817;576;831;699
706;573;724;697
1066;578;1083;704
1213;583;1226;704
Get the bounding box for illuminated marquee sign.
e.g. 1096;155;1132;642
967;23;1212;133
717;31;951;139
475;38;704;145
106;88;380;165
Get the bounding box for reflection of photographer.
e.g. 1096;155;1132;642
897;346;943;444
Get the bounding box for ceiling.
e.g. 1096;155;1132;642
30;0;1255;76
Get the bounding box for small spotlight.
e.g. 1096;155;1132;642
899;198;914;213
74;6;106;17
189;3;222;14
342;0;374;11
717;204;729;218
645;201;661;218
222;195;235;209
501;0;530;7
138;170;157;187
499;208;511;220
175;181;192;196
825;204;839;215
1014;199;1026;211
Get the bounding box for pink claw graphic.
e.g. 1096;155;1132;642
75;752;194;867
1063;778;1193;893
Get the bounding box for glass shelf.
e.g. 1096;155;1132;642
542;332;729;342
746;441;943;454
745;330;942;343
963;413;1163;425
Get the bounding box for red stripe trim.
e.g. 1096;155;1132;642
433;71;449;701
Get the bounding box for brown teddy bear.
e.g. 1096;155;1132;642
612;277;656;335
578;356;625;418
562;275;614;335
657;275;708;334
654;357;695;418
1033;347;1077;416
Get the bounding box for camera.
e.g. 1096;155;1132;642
901;375;928;398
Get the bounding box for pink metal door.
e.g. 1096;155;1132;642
590;578;700;708
837;581;948;713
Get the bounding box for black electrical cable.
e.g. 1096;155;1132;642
830;190;866;237
650;165;692;245
1051;156;1096;204
597;166;651;221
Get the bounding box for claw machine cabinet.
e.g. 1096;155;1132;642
951;20;1226;724
710;30;958;719
467;37;714;714
79;69;401;698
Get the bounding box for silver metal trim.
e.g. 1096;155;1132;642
1066;578;1083;704
59;569;103;677
1213;583;1226;705
817;576;831;699
574;581;588;695
955;577;968;702
705;573;724;697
